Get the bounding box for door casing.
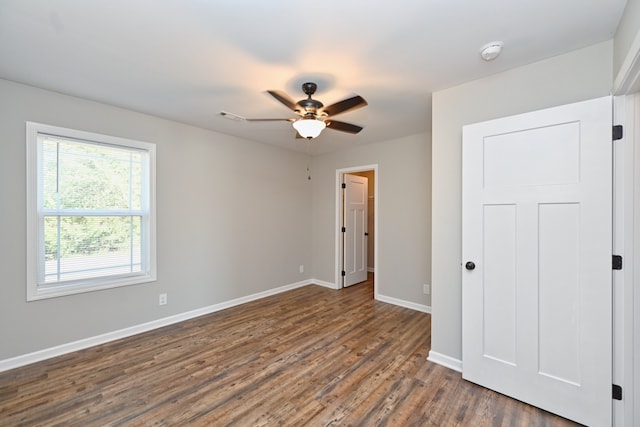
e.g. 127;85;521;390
612;94;639;427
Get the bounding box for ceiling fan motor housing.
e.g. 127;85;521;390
296;98;323;115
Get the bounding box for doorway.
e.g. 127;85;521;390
335;165;378;296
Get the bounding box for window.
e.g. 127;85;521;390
26;122;156;300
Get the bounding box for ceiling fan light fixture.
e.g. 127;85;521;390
292;117;326;139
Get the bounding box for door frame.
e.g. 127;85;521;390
612;94;639;427
613;35;640;427
335;164;378;296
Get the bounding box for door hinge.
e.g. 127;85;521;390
613;255;623;270
341;183;346;189
613;125;623;141
341;270;346;277
612;384;623;400
341;227;346;233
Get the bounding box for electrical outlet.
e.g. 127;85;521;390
423;284;430;294
159;293;167;306
299;264;304;273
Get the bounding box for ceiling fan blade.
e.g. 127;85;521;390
325;120;363;134
245;118;295;122
219;112;294;122
321;95;367;117
267;90;298;112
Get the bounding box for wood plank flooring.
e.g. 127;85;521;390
0;275;580;426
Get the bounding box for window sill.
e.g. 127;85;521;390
27;273;157;301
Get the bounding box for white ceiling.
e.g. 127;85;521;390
0;0;627;155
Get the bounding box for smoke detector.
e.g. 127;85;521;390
480;41;504;61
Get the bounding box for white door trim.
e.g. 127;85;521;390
612;94;640;427
634;95;640;427
612;95;640;427
612;29;640;427
335;164;378;297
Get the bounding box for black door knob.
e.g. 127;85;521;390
465;261;476;271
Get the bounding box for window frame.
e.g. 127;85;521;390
26;122;156;301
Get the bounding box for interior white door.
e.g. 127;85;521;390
343;173;368;287
462;96;612;427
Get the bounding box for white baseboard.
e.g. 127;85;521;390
311;279;339;289
0;278;314;373
2;279;438;372
367;267;375;273
427;351;462;372
376;293;431;313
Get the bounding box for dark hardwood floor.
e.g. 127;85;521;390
0;274;579;426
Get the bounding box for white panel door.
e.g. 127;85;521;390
462;96;612;427
343;173;368;287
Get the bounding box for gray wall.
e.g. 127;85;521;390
310;133;432;307
430;41;613;361
0;79;312;360
0;79;433;362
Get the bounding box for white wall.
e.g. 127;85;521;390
0;79;312;360
310;133;432;308
430;41;613;362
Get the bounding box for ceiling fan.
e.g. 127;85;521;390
220;82;368;139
